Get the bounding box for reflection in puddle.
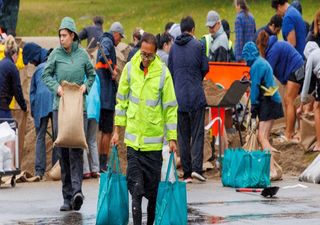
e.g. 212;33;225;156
10;213;95;225
188;207;225;224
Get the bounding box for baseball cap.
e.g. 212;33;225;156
206;11;220;27
109;22;125;38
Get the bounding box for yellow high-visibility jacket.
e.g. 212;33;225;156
115;50;177;151
0;44;24;70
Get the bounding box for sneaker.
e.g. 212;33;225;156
191;172;207;182
60;201;72;211
183;177;193;183
71;192;84;211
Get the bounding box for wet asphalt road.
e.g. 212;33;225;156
1;176;320;225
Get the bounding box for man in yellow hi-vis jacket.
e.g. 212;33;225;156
112;32;177;225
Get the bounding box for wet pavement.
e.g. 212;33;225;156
1;176;320;224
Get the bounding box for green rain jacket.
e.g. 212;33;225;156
42;41;95;111
42;17;95;110
115;50;177;151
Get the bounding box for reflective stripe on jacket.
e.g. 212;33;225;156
115;50;177;151
203;34;211;57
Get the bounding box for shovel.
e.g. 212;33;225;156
236;186;279;198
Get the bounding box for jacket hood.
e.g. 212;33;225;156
168;23;181;40
59;17;78;37
175;33;193;46
242;41;259;66
266;35;277;54
22;42;48;65
131;49;162;73
101;32;115;46
304;41;319;60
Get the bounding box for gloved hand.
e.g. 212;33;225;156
251;118;257;131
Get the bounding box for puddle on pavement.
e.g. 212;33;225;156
188;207;225;224
6;200;320;225
5;213;96;225
188;196;314;206
188;204;320;224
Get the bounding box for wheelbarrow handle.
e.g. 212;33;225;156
236;188;263;193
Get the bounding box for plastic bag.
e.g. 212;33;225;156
156;152;187;225
0;144;13;172
0;122;15;144
161;145;176;182
299;154;320;183
96;146;128;225
222;148;271;188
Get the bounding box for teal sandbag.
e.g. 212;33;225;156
222;148;271;188
155;152;187;225
248;151;271;187
96;146;129;225
234;151;251;188
228;148;246;187
222;148;233;186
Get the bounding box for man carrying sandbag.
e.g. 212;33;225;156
112;32;178;225
42;17;95;211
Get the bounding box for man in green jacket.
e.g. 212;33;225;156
42;17;95;211
112;32;177;225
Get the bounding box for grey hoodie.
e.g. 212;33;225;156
208;25;229;62
301;42;320;102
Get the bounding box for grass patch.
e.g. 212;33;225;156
17;0;319;43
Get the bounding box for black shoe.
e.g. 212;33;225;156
71;192;83;211
60;201;72;211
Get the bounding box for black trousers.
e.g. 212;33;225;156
178;108;205;178
126;147;162;225
53;111;86;203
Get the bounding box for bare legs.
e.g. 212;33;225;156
284;81;300;140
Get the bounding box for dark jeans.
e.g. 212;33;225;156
126;147;162;225
53;110;86;203
34;113;58;176
178;108;205;178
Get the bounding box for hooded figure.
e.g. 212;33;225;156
242;42;283;171
23;43;48;66
168;16;209;183
23;43;53;128
42;16;95;212
242;41;282;119
23;42;57;178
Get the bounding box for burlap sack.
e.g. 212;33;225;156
16;171;41;182
54;81;88;149
270;150;283;181
115;42;131;83
203;80;226;106
48;160;61;181
243;129;259;151
300;112;316;152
